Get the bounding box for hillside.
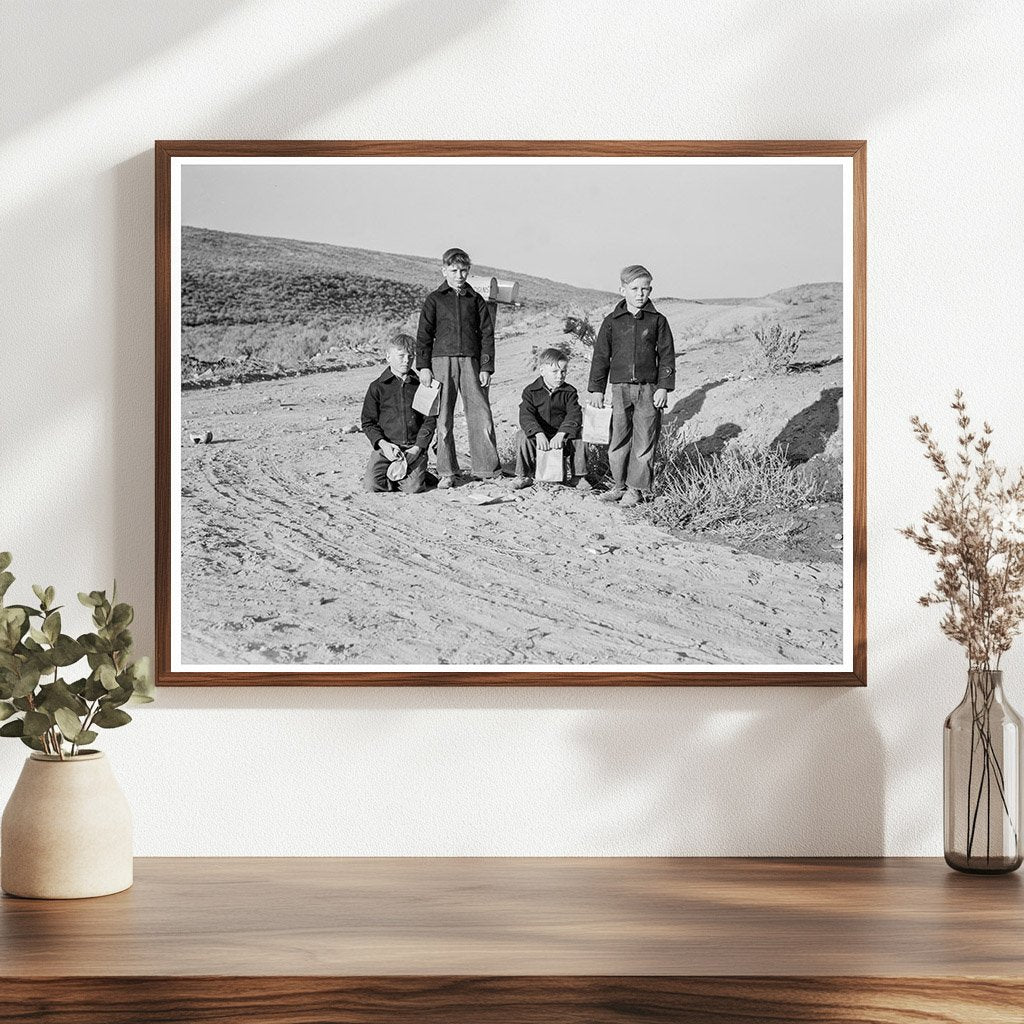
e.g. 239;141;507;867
180;226;619;380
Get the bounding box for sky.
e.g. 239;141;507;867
180;159;845;297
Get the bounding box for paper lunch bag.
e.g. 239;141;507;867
535;446;567;483
412;381;441;417
582;405;612;445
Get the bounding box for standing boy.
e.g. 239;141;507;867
513;348;591;491
416;247;501;488
587;264;676;507
361;334;437;494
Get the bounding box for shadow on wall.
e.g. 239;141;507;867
204;0;506;136
728;2;974;133
108;0;507;657
572;688;885;856
0;1;244;139
770;387;842;465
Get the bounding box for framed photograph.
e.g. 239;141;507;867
156;141;865;686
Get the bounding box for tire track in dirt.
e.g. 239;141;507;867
179;357;843;670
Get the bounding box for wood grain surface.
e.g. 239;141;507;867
1;858;1022;1021
155;138;867;688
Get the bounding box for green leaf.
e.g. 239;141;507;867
49;635;85;668
110;603;133;630
0;719;24;737
36;679;88;717
0;607;27;651
93;705;131;729
28;627;49;646
0;572;14;601
74;730;98;746
128;657;154;701
0;651;20;674
103;685;131;709
78;591;100;608
98;664;117;691
0;701;16;721
22;710;51;738
11;665;41;699
42;611;60;644
112;629;134;654
12;697;32;712
0;553;11;573
83;675;107;701
8;604;42;619
19;735;45;752
44;586;55;609
31;584;47;608
54;707;85;742
78;633;112;655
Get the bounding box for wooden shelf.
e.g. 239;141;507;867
2;857;1022;1022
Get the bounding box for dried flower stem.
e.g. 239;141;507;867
904;391;1024;864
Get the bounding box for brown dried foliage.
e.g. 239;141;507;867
902;391;1024;669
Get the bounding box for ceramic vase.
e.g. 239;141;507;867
1;751;133;898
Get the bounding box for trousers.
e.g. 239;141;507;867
363;447;429;494
609;382;661;492
514;429;588;480
432;356;500;478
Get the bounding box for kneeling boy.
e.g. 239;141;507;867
361;335;437;494
513;348;590;490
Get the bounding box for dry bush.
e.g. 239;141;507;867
562;313;596;347
642;430;821;542
752;318;804;373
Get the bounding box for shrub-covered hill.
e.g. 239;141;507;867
180;226;618;385
181;226;616;328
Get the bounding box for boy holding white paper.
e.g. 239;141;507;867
587;264;676;507
513;348;591;491
360;335;436;494
416;247;501;488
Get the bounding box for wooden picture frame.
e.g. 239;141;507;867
156;140;866;686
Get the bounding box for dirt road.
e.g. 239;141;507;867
179;323;843;669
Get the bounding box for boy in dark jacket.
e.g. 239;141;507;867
587;264;676;507
361;335;437;494
415;247;501;488
513;348;590;491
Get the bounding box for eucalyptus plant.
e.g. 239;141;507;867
0;552;153;759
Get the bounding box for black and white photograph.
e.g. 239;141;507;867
159;144;863;684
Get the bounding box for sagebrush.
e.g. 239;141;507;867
753;319;804;373
640;431;821;542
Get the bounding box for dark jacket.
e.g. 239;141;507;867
587;299;676;393
361;368;437;450
519;377;584;440
416;282;495;372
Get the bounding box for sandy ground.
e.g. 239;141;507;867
179;301;844;668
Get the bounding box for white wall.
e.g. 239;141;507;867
1;0;1022;855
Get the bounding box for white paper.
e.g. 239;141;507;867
412;381;441;417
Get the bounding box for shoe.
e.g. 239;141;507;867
599;487;625;502
437;475;455;490
619;488;642;508
512;476;532;490
573;477;594;492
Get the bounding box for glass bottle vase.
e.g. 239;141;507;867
944;669;1023;873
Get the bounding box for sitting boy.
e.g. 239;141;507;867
513;347;591;491
361;334;437;494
